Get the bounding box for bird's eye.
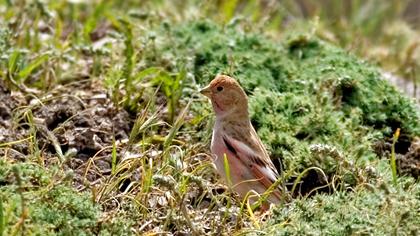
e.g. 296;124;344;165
217;86;223;92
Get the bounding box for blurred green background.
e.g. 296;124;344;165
3;0;418;97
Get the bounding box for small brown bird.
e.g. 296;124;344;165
200;75;282;205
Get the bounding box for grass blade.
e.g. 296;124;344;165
223;153;232;187
8;50;20;76
18;54;49;81
111;137;117;175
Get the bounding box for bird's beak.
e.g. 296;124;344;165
199;85;212;98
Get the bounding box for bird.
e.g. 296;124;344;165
200;74;282;205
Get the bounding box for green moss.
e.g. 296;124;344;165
265;175;420;235
249;89;379;176
0;160;99;235
163;20;419;130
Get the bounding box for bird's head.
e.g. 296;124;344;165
200;75;248;118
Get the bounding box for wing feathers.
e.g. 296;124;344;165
222;135;280;184
222;136;238;156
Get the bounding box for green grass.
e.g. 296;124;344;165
0;0;420;235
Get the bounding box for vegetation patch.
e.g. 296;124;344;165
0;159;100;235
266;176;420;235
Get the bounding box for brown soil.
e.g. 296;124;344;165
397;137;420;178
374;135;420;179
0;79;132;188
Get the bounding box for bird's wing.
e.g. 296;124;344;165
222;134;280;190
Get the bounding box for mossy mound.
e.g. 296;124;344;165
0;160;132;235
145;20;420;231
151;20;420;185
